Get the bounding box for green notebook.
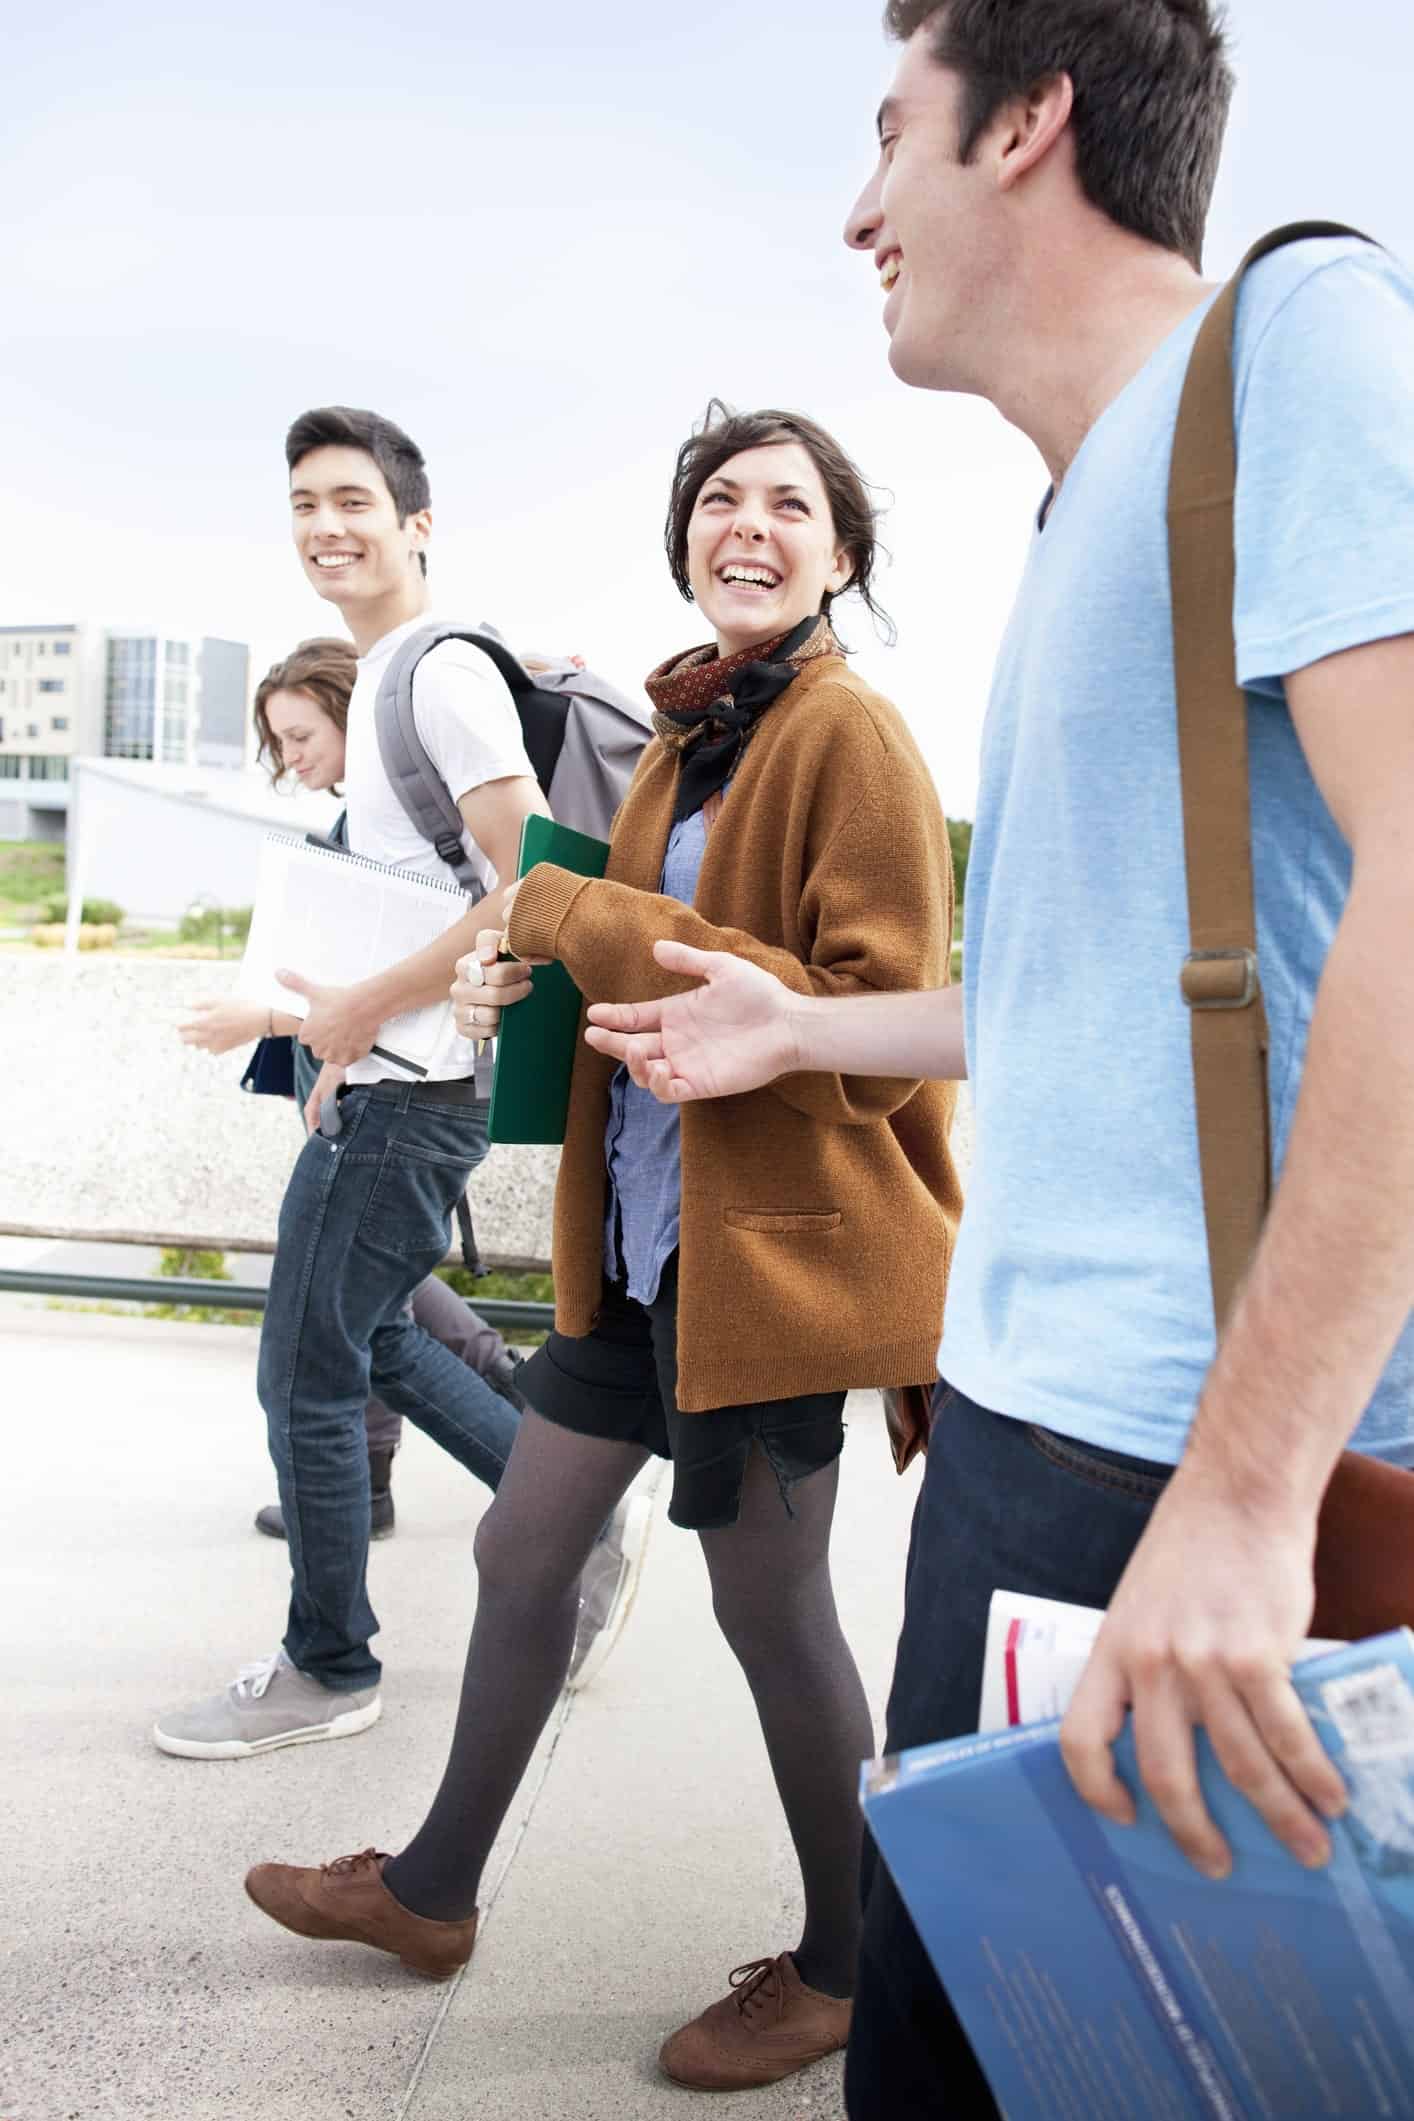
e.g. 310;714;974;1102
487;812;610;1145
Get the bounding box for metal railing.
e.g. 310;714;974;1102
0;1267;553;1334
0;1227;555;1333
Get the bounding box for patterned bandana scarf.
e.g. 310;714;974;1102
645;614;842;824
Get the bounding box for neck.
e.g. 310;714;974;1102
976;224;1215;490
344;575;431;657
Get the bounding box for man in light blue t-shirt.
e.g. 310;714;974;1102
583;3;1414;2113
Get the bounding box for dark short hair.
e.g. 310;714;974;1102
253;637;357;787
285;405;432;579
665;400;893;643
884;1;1232;269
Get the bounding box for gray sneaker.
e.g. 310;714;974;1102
567;1491;654;1693
152;1651;381;1760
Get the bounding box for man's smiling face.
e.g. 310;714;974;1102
289;444;427;610
845;29;997;394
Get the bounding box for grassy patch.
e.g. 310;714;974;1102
0;839;66;920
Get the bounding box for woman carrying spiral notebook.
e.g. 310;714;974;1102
244;401;965;2094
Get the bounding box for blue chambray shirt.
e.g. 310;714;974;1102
602;799;715;1302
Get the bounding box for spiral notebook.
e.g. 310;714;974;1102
236;831;470;1077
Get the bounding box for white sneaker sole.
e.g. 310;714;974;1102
152;1695;382;1760
566;1491;655;1695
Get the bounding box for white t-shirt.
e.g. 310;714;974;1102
342;612;534;1085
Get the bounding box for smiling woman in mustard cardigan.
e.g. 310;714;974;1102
244;402;963;2096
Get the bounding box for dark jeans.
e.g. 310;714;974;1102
845;1383;1172;2120
288;1046;511;1454
256;1081;521;1691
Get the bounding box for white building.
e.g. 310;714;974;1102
0;622;105;839
0;624;251;839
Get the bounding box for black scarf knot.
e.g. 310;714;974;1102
646;616;838;824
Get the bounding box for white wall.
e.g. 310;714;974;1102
69;762;338;923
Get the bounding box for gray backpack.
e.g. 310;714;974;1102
375;622;653;898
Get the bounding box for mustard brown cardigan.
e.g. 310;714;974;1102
507;651;963;1415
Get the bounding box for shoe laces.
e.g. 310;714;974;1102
729;1957;784;2022
232;1651;284;1701
320;1848;386;1880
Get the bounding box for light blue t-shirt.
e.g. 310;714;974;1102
941;238;1414;1467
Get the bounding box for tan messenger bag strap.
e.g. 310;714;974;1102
1166;219;1371;1328
1166;221;1414;1646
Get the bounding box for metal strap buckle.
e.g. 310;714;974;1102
1181;948;1259;1011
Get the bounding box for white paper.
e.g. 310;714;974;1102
978;1588;1344;1733
237;833;468;1071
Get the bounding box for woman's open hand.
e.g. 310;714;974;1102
179;998;266;1056
452;931;535;1041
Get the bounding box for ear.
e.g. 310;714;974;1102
407;505;433;557
994;72;1074;193
827;544;855;597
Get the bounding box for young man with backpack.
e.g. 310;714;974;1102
581;6;1414;2111
154;406;651;1759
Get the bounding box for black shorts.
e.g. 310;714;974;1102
516;1253;846;1532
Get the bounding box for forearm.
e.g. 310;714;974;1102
360;882;517;1020
787;982;967;1082
1184;870;1414;1515
516;867;961;1120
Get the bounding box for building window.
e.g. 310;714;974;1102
37;642;45;656
37;679;65;694
53;640;72;656
0;756;20;778
30;756;70;781
50;716;69;732
26;723;38;738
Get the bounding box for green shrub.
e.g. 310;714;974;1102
158;1247;232;1283
44;896;125;927
436;1264;553;1348
947;819;972;909
177;904;252;945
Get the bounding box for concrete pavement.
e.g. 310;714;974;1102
2;1301;920;2121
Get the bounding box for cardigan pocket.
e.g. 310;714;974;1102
724;1208;843;1234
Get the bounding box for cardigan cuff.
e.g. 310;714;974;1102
507;861;591;963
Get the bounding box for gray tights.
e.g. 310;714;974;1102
382;1408;873;1998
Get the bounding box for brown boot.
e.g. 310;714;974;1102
659;1953;851;2090
244;1848;477;1981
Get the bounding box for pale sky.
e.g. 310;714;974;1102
2;0;1410;817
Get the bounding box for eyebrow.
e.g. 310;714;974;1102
705;479;812;499
289;482;377;500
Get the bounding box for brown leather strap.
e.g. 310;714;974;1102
1167;221;1371;1328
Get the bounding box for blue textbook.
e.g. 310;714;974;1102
862;1631;1414;2119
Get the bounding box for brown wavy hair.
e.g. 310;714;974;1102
253;637;358;787
664;400;893;646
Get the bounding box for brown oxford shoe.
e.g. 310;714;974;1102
244;1847;477;1981
659;1951;851;2090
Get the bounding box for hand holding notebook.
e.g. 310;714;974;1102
237;831;470;1078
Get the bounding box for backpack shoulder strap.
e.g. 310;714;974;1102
1168;221;1374;1328
374;624;531;898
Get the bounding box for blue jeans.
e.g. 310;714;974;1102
845;1384;1172;2120
256;1081;520;1691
